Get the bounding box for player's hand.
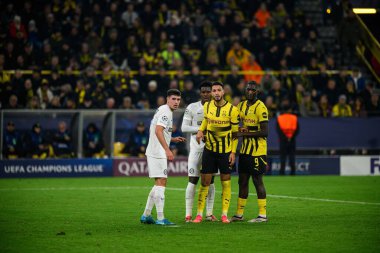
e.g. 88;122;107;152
166;149;174;161
171;137;186;143
196;130;204;144
229;152;236;166
239;127;248;132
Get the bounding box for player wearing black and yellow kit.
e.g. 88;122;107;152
193;81;239;223
232;81;268;223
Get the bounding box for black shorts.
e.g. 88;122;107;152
201;148;234;174
238;154;267;175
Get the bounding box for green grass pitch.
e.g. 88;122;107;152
1;176;379;253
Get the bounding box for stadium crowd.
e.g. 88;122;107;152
1;0;379;117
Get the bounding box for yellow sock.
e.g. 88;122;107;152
258;199;267;217
197;185;209;216
221;180;231;215
236;197;247;216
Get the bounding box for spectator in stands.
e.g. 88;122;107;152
26;123;51;159
254;2;271;29
83;123;104;158
348;68;366;92
225;65;242;89
299;92;320;117
367;94;380;117
161;42;181;70
36;78;53;109
352;97;367;118
332;95;352;117
242;55;263;84
127;121;149;157
318;94;332;117
5;94;22;109
120;96;135;109
3;121;24;159
268;79;288;110
146;80;159;108
226;41;252;68
324;79;340;106
182;79;198;106
52;121;73;158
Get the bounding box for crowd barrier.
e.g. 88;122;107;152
2;110;380;160
1;156;379;178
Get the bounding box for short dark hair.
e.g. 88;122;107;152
199;80;212;89
167;89;181;97
247;81;259;90
211;81;224;88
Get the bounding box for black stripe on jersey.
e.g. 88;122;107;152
231;122;239;125
254;137;259;152
228;104;233;116
227;132;231;147
247;126;258;131
253;103;260;114
242;138;248;153
221;135;226;153
244;101;249;116
216;106;221;117
213;126;231;131
246;138;253;155
206;102;210;114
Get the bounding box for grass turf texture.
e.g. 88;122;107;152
0;176;379;253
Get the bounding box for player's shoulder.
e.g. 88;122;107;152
158;104;171;114
187;101;201;109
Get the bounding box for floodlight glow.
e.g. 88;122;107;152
352;8;377;14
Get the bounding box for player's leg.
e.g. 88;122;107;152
232;154;250;221
249;156;268;223
185;176;199;222
289;144;296;175
185;150;201;221
146;157;174;225
218;152;233;223
205;176;218;221
193;149;215;223
141;183;156;224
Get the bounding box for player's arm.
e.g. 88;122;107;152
239;122;268;138
181;106;199;133
155;124;174;161
230;106;240;166
238;105;269;138
196;102;209;144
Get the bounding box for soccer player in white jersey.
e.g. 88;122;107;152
140;89;186;225
181;81;218;222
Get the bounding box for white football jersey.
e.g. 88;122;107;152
145;104;173;158
181;101;205;152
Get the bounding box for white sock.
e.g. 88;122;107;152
143;186;156;216
206;183;215;216
154;186;165;220
185;182;196;217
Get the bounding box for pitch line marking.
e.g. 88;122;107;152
1;186;380;206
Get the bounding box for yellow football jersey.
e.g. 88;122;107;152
199;101;239;153
237;100;268;156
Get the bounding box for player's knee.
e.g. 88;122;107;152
189;177;199;184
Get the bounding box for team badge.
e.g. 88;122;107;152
162;115;168;121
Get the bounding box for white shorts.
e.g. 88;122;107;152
188;150;203;177
147;156;168;178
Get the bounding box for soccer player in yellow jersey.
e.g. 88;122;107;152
193;81;239;223
231;81;269;223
